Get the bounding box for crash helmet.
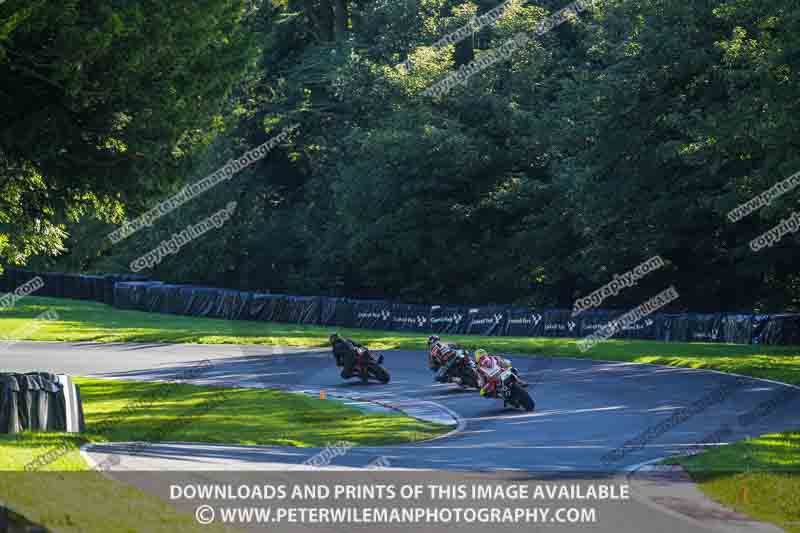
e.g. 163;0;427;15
329;332;340;345
427;335;440;347
474;349;489;364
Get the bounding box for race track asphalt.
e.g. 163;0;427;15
5;341;799;533
5;341;799;472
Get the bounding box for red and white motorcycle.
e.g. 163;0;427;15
481;365;535;411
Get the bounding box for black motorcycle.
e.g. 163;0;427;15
353;347;391;384
442;350;481;389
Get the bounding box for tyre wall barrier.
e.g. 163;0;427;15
0;373;85;435
0;268;146;306
1;268;798;345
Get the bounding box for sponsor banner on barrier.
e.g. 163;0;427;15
504;308;544;337
430;305;468;334
390;304;431;332
464;307;507;336
618;316;658;340
354;301;393;330
541;310;576;337
576;310;658;340
2;268;799;345
576;311;619;338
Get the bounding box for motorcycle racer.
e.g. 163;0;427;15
428;336;467;382
330;333;365;379
475;349;515;397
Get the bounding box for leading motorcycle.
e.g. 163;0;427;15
482;366;535;411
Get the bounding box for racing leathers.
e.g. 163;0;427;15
428;341;463;382
332;336;365;379
476;354;514;397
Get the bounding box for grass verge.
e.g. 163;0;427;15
667;431;800;533
0;377;446;532
2;296;800;531
0;470;236;533
1;377;447;471
3;296;800;384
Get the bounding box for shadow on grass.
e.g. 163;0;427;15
673;432;800;533
73;376;446;448
678;432;800;477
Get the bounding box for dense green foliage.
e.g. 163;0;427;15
0;1;257;267
10;0;800;312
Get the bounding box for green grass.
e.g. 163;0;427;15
0;470;236;533
0;377;446;471
668;431;800;533
3;296;800;384
0;433;86;471
3;296;800;531
0;377;446;532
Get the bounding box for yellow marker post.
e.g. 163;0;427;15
739;485;750;505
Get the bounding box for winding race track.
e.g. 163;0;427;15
5;341;800;471
6;341;800;532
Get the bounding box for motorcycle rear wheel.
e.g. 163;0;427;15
369;365;391;384
510;383;535;412
459;370;479;389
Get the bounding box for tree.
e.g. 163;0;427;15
0;0;257;270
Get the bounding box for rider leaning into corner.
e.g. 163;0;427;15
427;335;468;382
329;333;365;379
474;349;516;397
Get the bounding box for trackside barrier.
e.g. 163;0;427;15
1;268;798;345
0;373;85;434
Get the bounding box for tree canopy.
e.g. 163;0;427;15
8;0;800;313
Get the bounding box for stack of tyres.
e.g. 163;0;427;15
0;373;85;434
